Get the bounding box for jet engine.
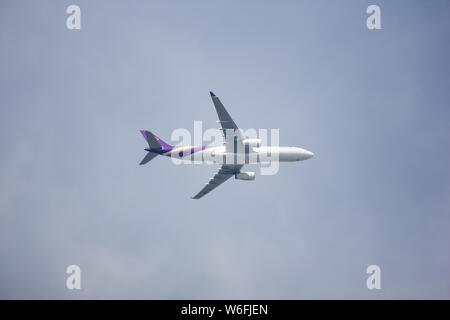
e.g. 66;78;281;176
235;171;256;181
242;139;261;148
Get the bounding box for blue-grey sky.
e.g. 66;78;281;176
1;0;449;299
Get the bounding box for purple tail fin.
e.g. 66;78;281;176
140;130;173;151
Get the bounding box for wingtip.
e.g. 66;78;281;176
209;91;216;97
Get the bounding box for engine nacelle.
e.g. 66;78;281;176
235;171;256;181
242;139;261;148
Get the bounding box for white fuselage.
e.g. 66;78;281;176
167;145;314;164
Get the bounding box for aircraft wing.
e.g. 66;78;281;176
210;91;244;153
192;164;243;199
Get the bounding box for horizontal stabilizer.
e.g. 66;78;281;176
139;152;158;165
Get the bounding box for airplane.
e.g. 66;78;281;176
139;91;314;199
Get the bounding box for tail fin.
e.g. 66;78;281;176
139;130;174;165
140;130;174;150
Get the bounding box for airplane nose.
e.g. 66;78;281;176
304;150;314;159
